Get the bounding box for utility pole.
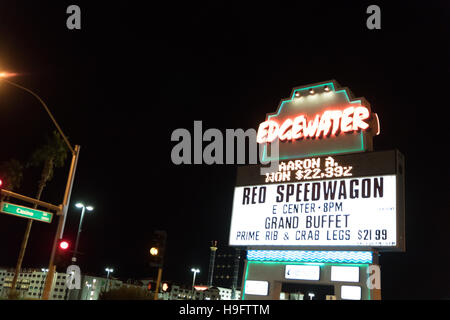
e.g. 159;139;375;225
207;240;218;287
42;145;80;300
153;267;163;300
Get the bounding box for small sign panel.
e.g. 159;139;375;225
285;265;320;281
245;280;269;296
0;202;53;223
340;285;362;300
331;266;360;282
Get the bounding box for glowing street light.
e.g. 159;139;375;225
105;267;114;292
191;268;200;291
72;203;94;263
105;267;114;277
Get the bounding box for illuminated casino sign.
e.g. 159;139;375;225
229;81;405;252
258;80;380;162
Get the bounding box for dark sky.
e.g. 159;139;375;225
0;1;449;299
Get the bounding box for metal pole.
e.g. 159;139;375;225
192;271;197;290
0;78;74;155
59;145;80;239
72;206;85;263
207;241;217;287
153;267;163;300
42;145;80;300
0;189;61;212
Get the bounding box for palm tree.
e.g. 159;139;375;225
9;131;69;299
28;130;69;199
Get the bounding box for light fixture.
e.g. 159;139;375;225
309;89;315;95
294;91;301;98
324;85;330;92
75;203;84;208
86;206;94;211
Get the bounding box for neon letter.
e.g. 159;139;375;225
341;107;355;133
266;121;280;143
291;115;306;140
257;121;270;143
316;111;332;138
279;119;293;141
353;106;370;130
305;114;320;138
329;110;343;136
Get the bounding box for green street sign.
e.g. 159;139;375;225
0;202;53;223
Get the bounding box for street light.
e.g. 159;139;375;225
84;282;92;300
191;268;200;291
105;267;114;292
105;267;114;277
72;203;94;263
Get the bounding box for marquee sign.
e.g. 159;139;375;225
229;150;405;251
258;80;380;162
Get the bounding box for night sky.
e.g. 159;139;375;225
0;1;449;299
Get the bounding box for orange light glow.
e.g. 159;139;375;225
0;72;18;78
257;106;371;144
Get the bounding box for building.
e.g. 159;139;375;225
70;274;123;300
0;267;69;300
216;286;241;300
213;246;244;296
165;285;240;300
0;266;127;300
0;266;240;300
168;285;220;300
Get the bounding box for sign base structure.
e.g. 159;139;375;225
241;250;381;300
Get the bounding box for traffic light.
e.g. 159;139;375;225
59;240;70;250
147;280;156;292
55;239;71;269
149;230;167;268
161;282;172;293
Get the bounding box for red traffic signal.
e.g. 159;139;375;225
59;240;70;250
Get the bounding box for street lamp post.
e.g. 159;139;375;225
40;268;48;298
84;282;92;301
105;268;114;292
191;268;200;299
72;203;94;263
